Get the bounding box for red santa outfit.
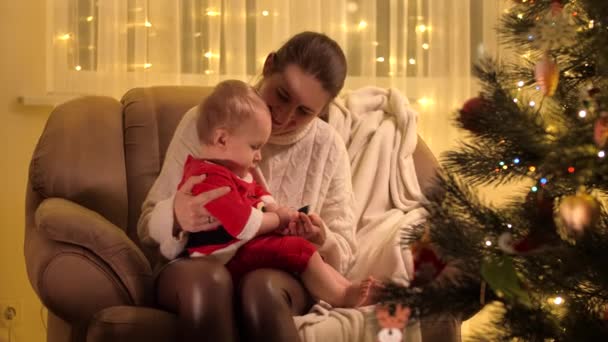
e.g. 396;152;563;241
180;155;316;280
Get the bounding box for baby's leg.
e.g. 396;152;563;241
301;252;379;307
323;260;350;287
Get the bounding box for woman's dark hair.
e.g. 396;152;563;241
269;32;347;99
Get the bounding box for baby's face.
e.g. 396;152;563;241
224;102;272;176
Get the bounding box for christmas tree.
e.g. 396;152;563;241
381;1;608;340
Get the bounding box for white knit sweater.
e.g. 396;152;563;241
137;105;357;275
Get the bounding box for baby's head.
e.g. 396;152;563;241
197;80;272;176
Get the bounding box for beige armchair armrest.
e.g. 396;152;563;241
35;198;153;306
87;306;177;342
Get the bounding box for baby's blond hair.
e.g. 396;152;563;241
197;80;266;144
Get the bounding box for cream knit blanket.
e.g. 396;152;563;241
296;87;428;342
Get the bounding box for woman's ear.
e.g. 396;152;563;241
262;52;276;77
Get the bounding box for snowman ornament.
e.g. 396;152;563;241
376;304;411;342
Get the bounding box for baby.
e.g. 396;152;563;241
179;79;378;308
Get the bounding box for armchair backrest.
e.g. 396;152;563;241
120;86;213;262
25;96;132;303
26;87;215;268
28;96;129;230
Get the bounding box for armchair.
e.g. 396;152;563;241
24;86;461;341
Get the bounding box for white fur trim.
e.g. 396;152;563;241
260;195;276;204
190;240;248;264
149;194;188;259
236;208;263;241
239;172;253;182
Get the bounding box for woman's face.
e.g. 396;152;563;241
258;63;331;136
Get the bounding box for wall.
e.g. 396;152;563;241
0;0;51;341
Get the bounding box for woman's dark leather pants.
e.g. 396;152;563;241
239;269;312;342
157;258;311;342
156;258;238;341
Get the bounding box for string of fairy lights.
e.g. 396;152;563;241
52;2;437;108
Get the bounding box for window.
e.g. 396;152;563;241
47;0;503;154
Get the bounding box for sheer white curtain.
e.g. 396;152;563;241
47;0;503;156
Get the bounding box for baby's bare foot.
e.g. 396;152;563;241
344;277;383;307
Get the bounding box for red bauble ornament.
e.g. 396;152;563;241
461;97;486;113
411;241;447;286
459;97;492;133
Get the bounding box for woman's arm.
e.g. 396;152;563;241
137;106;224;259
282;130;357;274
314;136;357;275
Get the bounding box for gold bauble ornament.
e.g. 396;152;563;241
556;193;601;241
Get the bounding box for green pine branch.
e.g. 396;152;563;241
390;1;608;340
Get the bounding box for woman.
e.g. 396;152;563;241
138;31;356;342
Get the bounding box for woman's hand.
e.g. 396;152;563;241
281;213;326;246
174;174;230;234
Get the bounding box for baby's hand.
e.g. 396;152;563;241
277;216;298;235
274;206;298;229
280;213;325;245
